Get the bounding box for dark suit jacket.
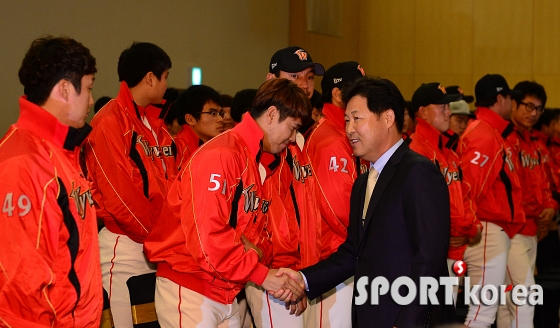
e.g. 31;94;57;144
301;142;450;328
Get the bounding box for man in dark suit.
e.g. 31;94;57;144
276;77;451;327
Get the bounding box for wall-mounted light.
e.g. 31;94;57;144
191;67;202;85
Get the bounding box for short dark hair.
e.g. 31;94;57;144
94;96;111;113
231;89;258;123
117;42;171;88
251;78;311;123
474;96;498;108
19;36;96;106
311;89;323;111
513;81;547;108
163;87;181;125
220;94;233;108
163;87;181;102
343;76;405;133
173;85;221;125
535;108;560;131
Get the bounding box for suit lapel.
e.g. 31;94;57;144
359;143;409;246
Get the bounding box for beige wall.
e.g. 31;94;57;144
291;0;560;107
0;1;289;134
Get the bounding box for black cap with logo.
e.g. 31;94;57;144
411;83;461;117
474;74;522;103
445;85;474;104
269;46;324;76
320;61;366;96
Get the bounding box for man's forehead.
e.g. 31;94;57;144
281;67;314;75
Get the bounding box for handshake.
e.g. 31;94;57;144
261;268;307;316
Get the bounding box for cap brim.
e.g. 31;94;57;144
312;63;325;76
462;95;474;103
282;62;325;76
434;94;462;104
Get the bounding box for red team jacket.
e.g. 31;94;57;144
508;128;557;236
261;143;321;271
85;81;177;243
304;103;359;259
457;107;526;238
409;119;479;260
144;114;272;305
174;124;201;171
0;97;102;327
534;130;560;198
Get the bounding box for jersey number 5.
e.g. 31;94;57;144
208;174;227;194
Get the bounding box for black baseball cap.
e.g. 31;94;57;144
269;46;324;75
445;85;474;104
320;61;366;96
474;74;522;102
411;83;461;116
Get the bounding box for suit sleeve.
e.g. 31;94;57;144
181;148;268;286
396;160;450;326
0;158;59;326
307;137;356;237
85;114;156;243
300;176;364;300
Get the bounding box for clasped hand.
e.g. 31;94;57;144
261;268;307;316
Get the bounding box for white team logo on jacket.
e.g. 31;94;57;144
519;151;539;170
441;167;460;186
70;182;94;219
242;184;270;214
292;157;312;183
137;135;174;160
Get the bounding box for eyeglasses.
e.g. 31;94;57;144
196;110;225;118
519;101;544;114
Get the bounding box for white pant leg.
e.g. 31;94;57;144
496;234;536;328
316;276;353;328
245;282;304;328
463;222;511;328
99;228;157;328
155;277;240;328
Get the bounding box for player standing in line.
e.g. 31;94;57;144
243;47;323;328
0;36;102;327
496;81;556;327
302;61;366;328
408;82;481;304
173;84;224;171
456;74;526;327
144;78;308;328
84;42;176;327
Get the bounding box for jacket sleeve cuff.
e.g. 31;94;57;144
467;222;479;238
545;200;559;211
250;263;269;286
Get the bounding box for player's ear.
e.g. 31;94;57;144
266;106;278;124
185;113;196;126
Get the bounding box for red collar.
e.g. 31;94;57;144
233;113;264;161
412;118;443;149
16;96;91;150
115;81;162;120
178;124;202;148
475;107;511;135
322;103;346;130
